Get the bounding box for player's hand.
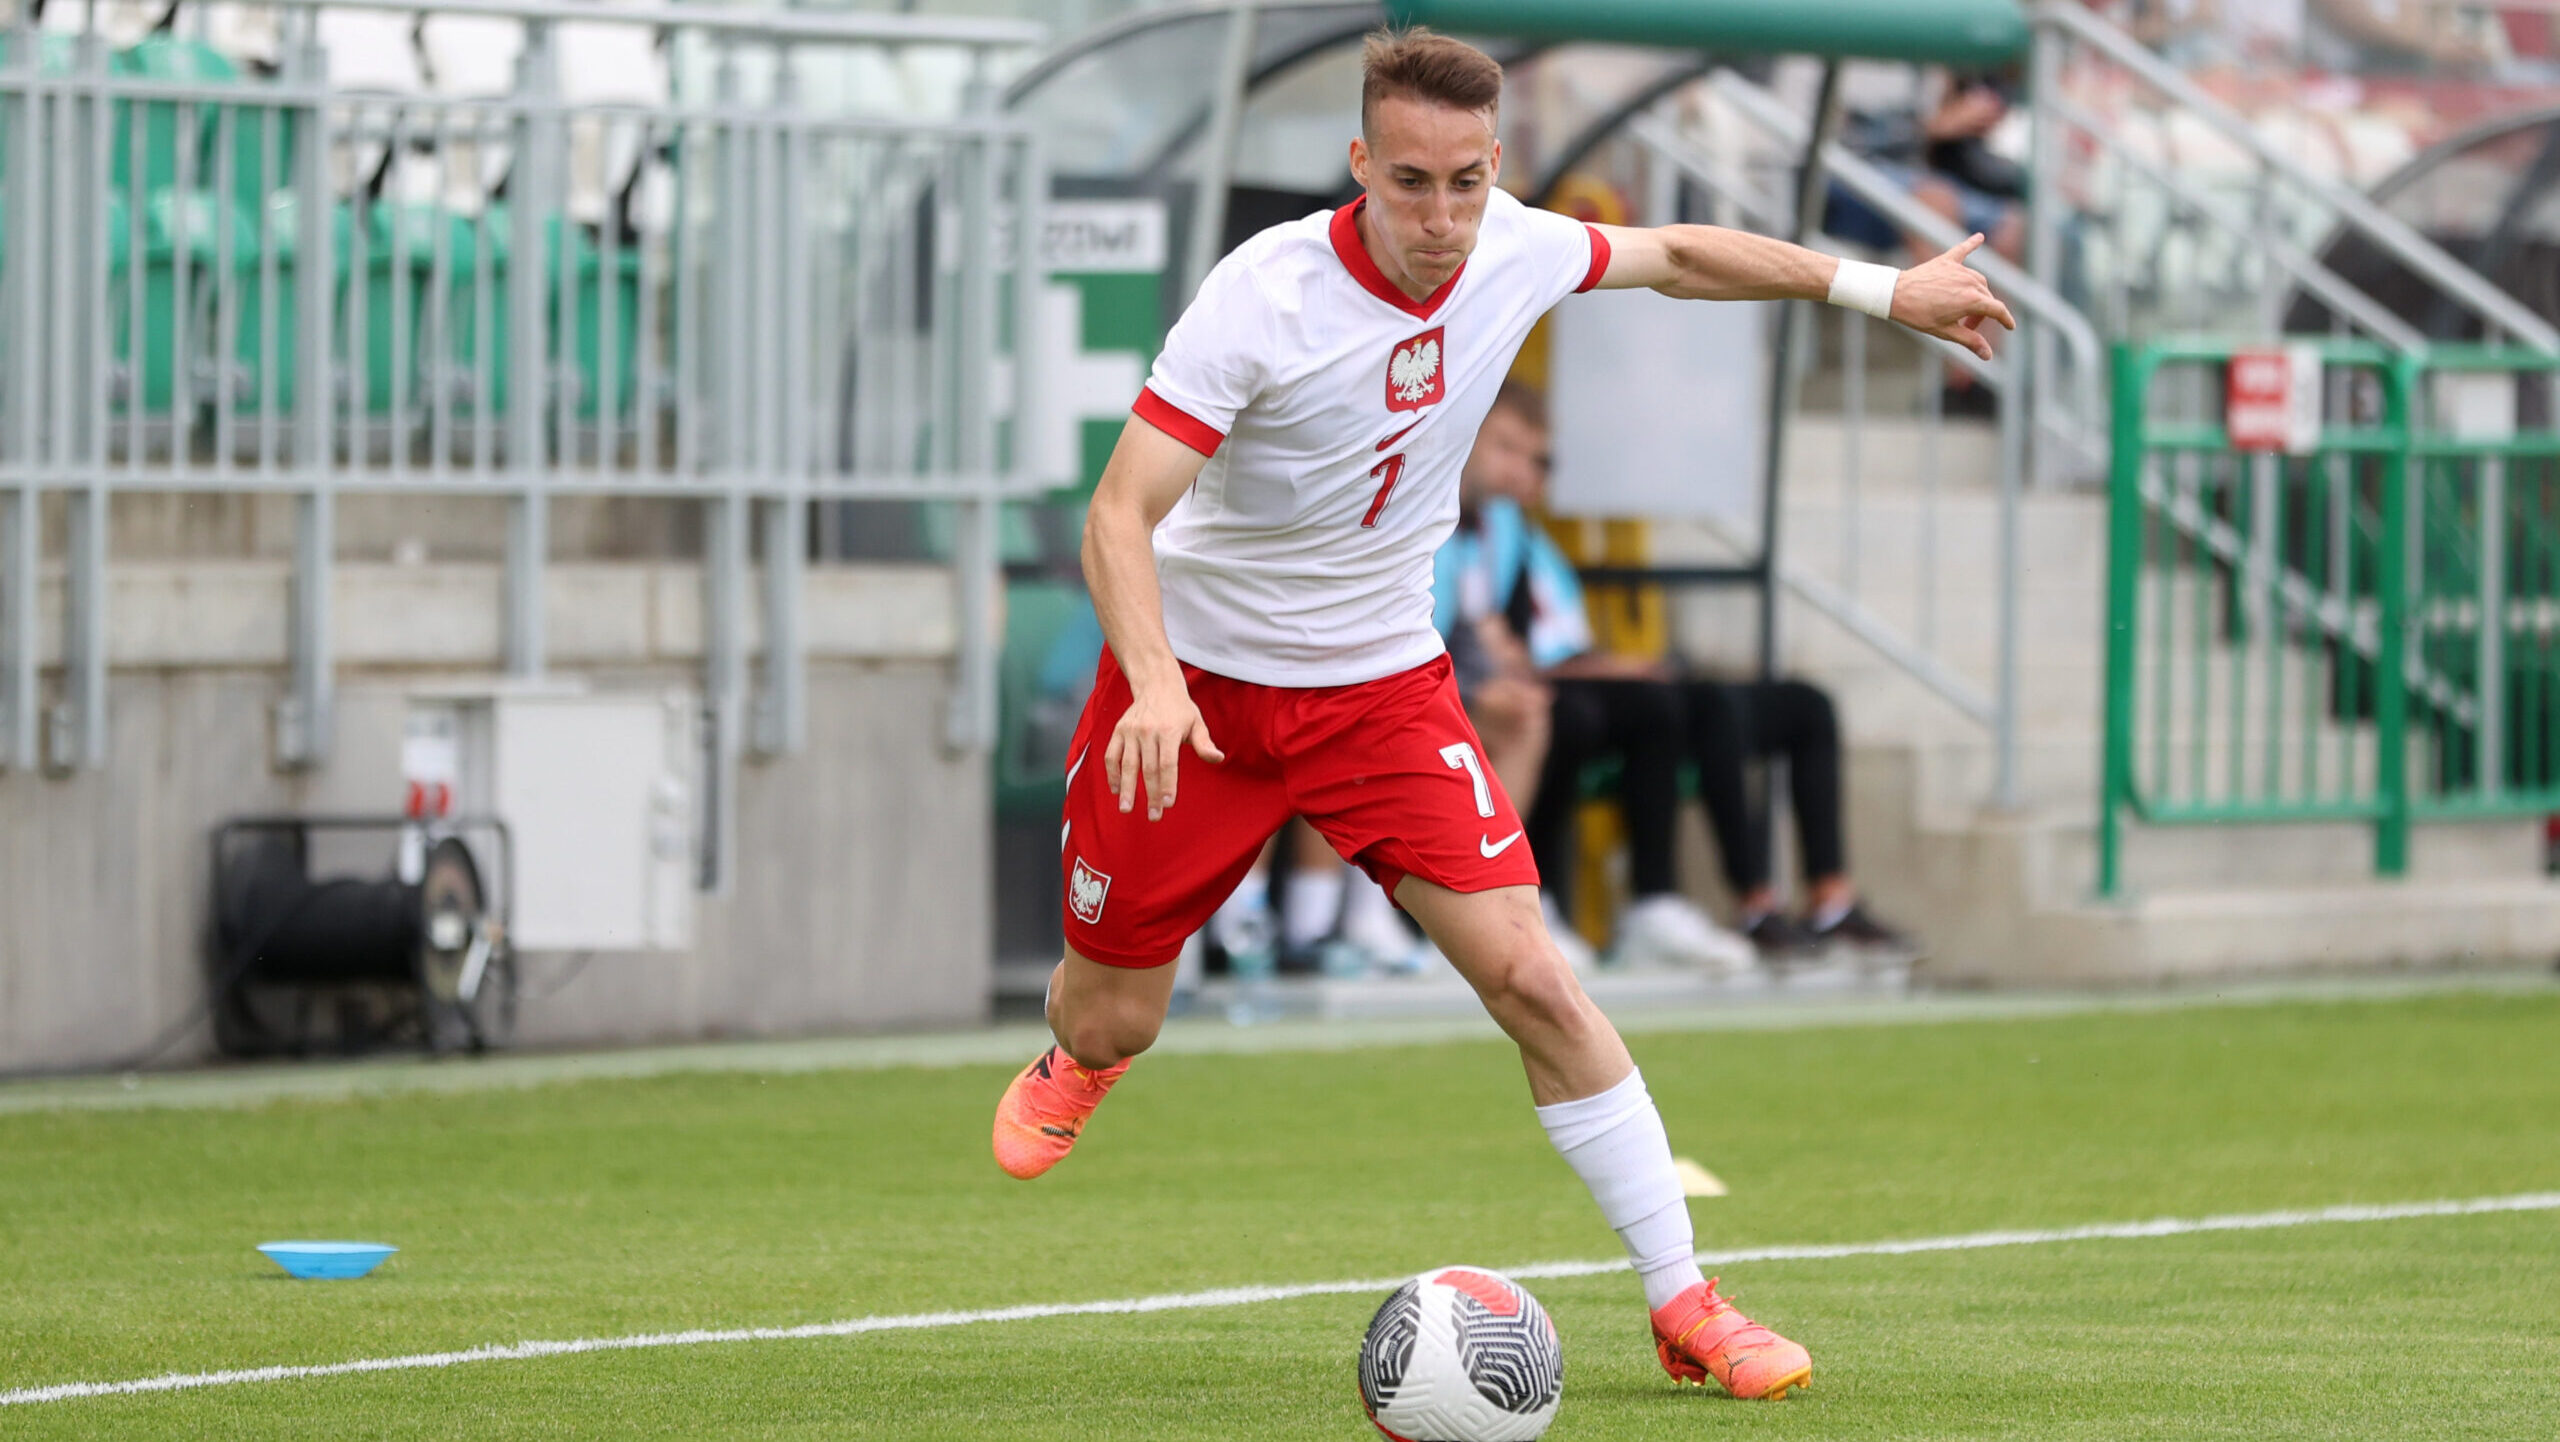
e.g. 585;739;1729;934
1892;234;2016;361
1106;684;1225;822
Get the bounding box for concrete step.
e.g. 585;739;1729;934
2033;817;2548;908
1781;416;2008;497
2021;877;2560;985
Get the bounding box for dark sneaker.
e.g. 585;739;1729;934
1741;911;1824;960
1810;903;1916;954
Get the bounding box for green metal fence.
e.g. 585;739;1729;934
2099;339;2560;897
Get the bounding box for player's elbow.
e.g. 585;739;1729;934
1079;495;1143;577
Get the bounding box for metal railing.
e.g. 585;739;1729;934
0;1;1049;883
2027;1;2560;358
1632;67;2122;806
2098;339;2560;897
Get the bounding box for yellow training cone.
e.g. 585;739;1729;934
1672;1158;1727;1198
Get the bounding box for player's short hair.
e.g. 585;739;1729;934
1490;379;1547;431
1361;27;1503;139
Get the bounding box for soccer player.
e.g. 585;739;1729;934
994;27;2012;1402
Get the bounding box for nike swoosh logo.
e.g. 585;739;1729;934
1480;830;1523;858
1377;421;1421;451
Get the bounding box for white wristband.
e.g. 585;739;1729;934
1827;259;1898;321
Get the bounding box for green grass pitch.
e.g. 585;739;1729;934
4;987;2558;1438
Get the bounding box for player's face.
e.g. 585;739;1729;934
1349;95;1501;298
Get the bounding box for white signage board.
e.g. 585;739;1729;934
1016;198;1168;487
1036;199;1168;273
1547;289;1769;520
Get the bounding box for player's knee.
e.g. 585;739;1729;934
1477;939;1589;1035
1059;1003;1159;1071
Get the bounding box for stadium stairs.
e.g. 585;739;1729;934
1662;409;2560;986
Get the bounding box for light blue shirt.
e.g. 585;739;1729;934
1431;497;1593;670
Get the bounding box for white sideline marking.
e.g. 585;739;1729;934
7;1191;2556;1408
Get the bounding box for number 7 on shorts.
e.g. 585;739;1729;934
1440;742;1496;819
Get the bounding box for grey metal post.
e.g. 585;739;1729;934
1011;132;1047;497
945;82;1006;754
63;29;111;768
505;21;557;679
758;497;806;755
700;44;749;892
702;490;747;894
63;489;106;771
753;49;807;758
1754;60;1844;683
4;15;43;772
0;487;32;772
1181;0;1257;305
277;21;335;768
1994;326;2030;810
284;489;336;770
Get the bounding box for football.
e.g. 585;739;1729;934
1357;1267;1563;1442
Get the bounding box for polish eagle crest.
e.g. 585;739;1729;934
1384;327;1447;412
1068;857;1112;924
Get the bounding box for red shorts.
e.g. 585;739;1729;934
1059;650;1540;968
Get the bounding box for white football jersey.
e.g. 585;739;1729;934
1134;187;1608;687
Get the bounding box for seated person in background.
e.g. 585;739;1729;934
1435;383;1751;974
1275;816;1418;967
1823;70;2025;270
1456;382;1917;961
1684;678;1913;958
1204;822;1417;971
1822;67;2024;417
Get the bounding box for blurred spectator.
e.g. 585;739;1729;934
1821;68;2025;415
1435;385;1748;974
1822;71;2026;268
1275;819;1416;968
1683;678;1912;957
2309;0;2499;73
1440;383;1917;962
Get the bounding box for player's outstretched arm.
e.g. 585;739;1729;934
1591;223;2016;360
1084;415;1226;822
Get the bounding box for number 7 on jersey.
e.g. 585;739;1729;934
1362;453;1407;529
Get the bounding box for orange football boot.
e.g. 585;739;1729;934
1650;1277;1812;1400
991;1045;1129;1179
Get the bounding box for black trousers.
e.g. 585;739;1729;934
1527;679;1684;913
1683;679;1845;896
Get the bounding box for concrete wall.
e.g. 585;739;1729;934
0;562;990;1074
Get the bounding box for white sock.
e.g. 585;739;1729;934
1535;1068;1706;1311
1280;868;1344;951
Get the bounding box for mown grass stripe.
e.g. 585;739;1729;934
9;1191;2555;1408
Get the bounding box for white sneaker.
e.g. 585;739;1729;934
1341;899;1416;969
1540;895;1601;975
1614;895;1755;977
1211;888;1275;961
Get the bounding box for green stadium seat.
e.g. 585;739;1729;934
994;579;1095;819
109;38;241;197
446;209;641;420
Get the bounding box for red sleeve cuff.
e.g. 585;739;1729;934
1576;224;1612;294
1132;387;1224;457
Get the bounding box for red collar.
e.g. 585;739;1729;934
1330;198;1465;320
